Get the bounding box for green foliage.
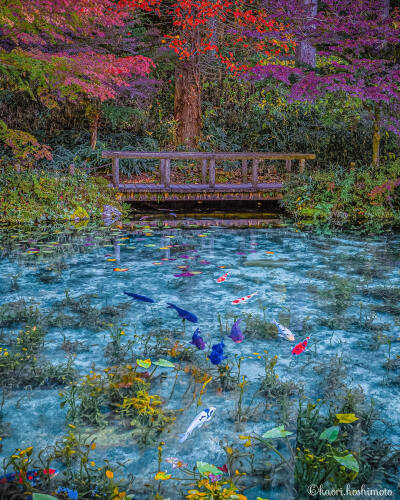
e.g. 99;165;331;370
0;167;124;223
2;79;399;180
200;81;398;165
259;352;297;400
283;160;400;232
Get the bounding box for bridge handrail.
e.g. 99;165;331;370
101;151;315;188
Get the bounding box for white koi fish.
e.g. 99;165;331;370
272;320;295;341
179;407;216;443
232;292;258;305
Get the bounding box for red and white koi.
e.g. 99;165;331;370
292;336;310;355
232;292;258;305
216;272;229;283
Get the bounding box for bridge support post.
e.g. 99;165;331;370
201;159;208;184
299;159;305;173
251;159;259;187
242;159;248;183
164;159;171;188
209;158;215;188
160;159;166;184
285;159;292;172
112;158;120;187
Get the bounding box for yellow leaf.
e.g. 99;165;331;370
335;413;359;424
136;358;152;369
155;471;171;480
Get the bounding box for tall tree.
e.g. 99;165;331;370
121;0;291;146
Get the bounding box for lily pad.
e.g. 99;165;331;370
333;453;359;473
154;359;175;368
196;461;221;476
262;425;293;439
319;426;339;443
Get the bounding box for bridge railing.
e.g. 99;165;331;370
101;151;315;191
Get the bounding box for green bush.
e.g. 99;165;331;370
282;160;400;233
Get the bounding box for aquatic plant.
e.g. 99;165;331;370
314;354;347;398
104;326;136;365
259;352;298;400
1;431;132;499
294;396;399;494
0;325;76;388
316;275;357;314
185;477;247;500
60;363;176;444
61;371;108;427
0;299;42;328
242;313;277;339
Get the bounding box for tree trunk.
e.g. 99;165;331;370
383;0;390;18
372;113;381;168
174;30;201;147
295;0;318;67
90;108;100;150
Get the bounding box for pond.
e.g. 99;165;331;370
0;221;399;499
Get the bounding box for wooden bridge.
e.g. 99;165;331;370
102;151;315;201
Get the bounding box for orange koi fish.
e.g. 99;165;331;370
232;292;258;305
113;268;129;272
292;336;310;355
217;272;229;283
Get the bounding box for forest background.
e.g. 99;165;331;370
1;0;400;231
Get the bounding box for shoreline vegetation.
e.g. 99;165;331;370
1;161;400;233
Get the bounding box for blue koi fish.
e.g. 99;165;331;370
191;328;206;350
208;341;227;365
124;291;155;303
167;303;198;323
57;487;78;500
229;319;244;343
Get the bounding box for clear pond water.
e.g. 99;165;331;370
0;222;399;499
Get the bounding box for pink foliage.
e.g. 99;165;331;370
2;0;154;102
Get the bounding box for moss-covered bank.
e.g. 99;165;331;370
0;168;124;224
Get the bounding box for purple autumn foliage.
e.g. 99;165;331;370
248;0;400;135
